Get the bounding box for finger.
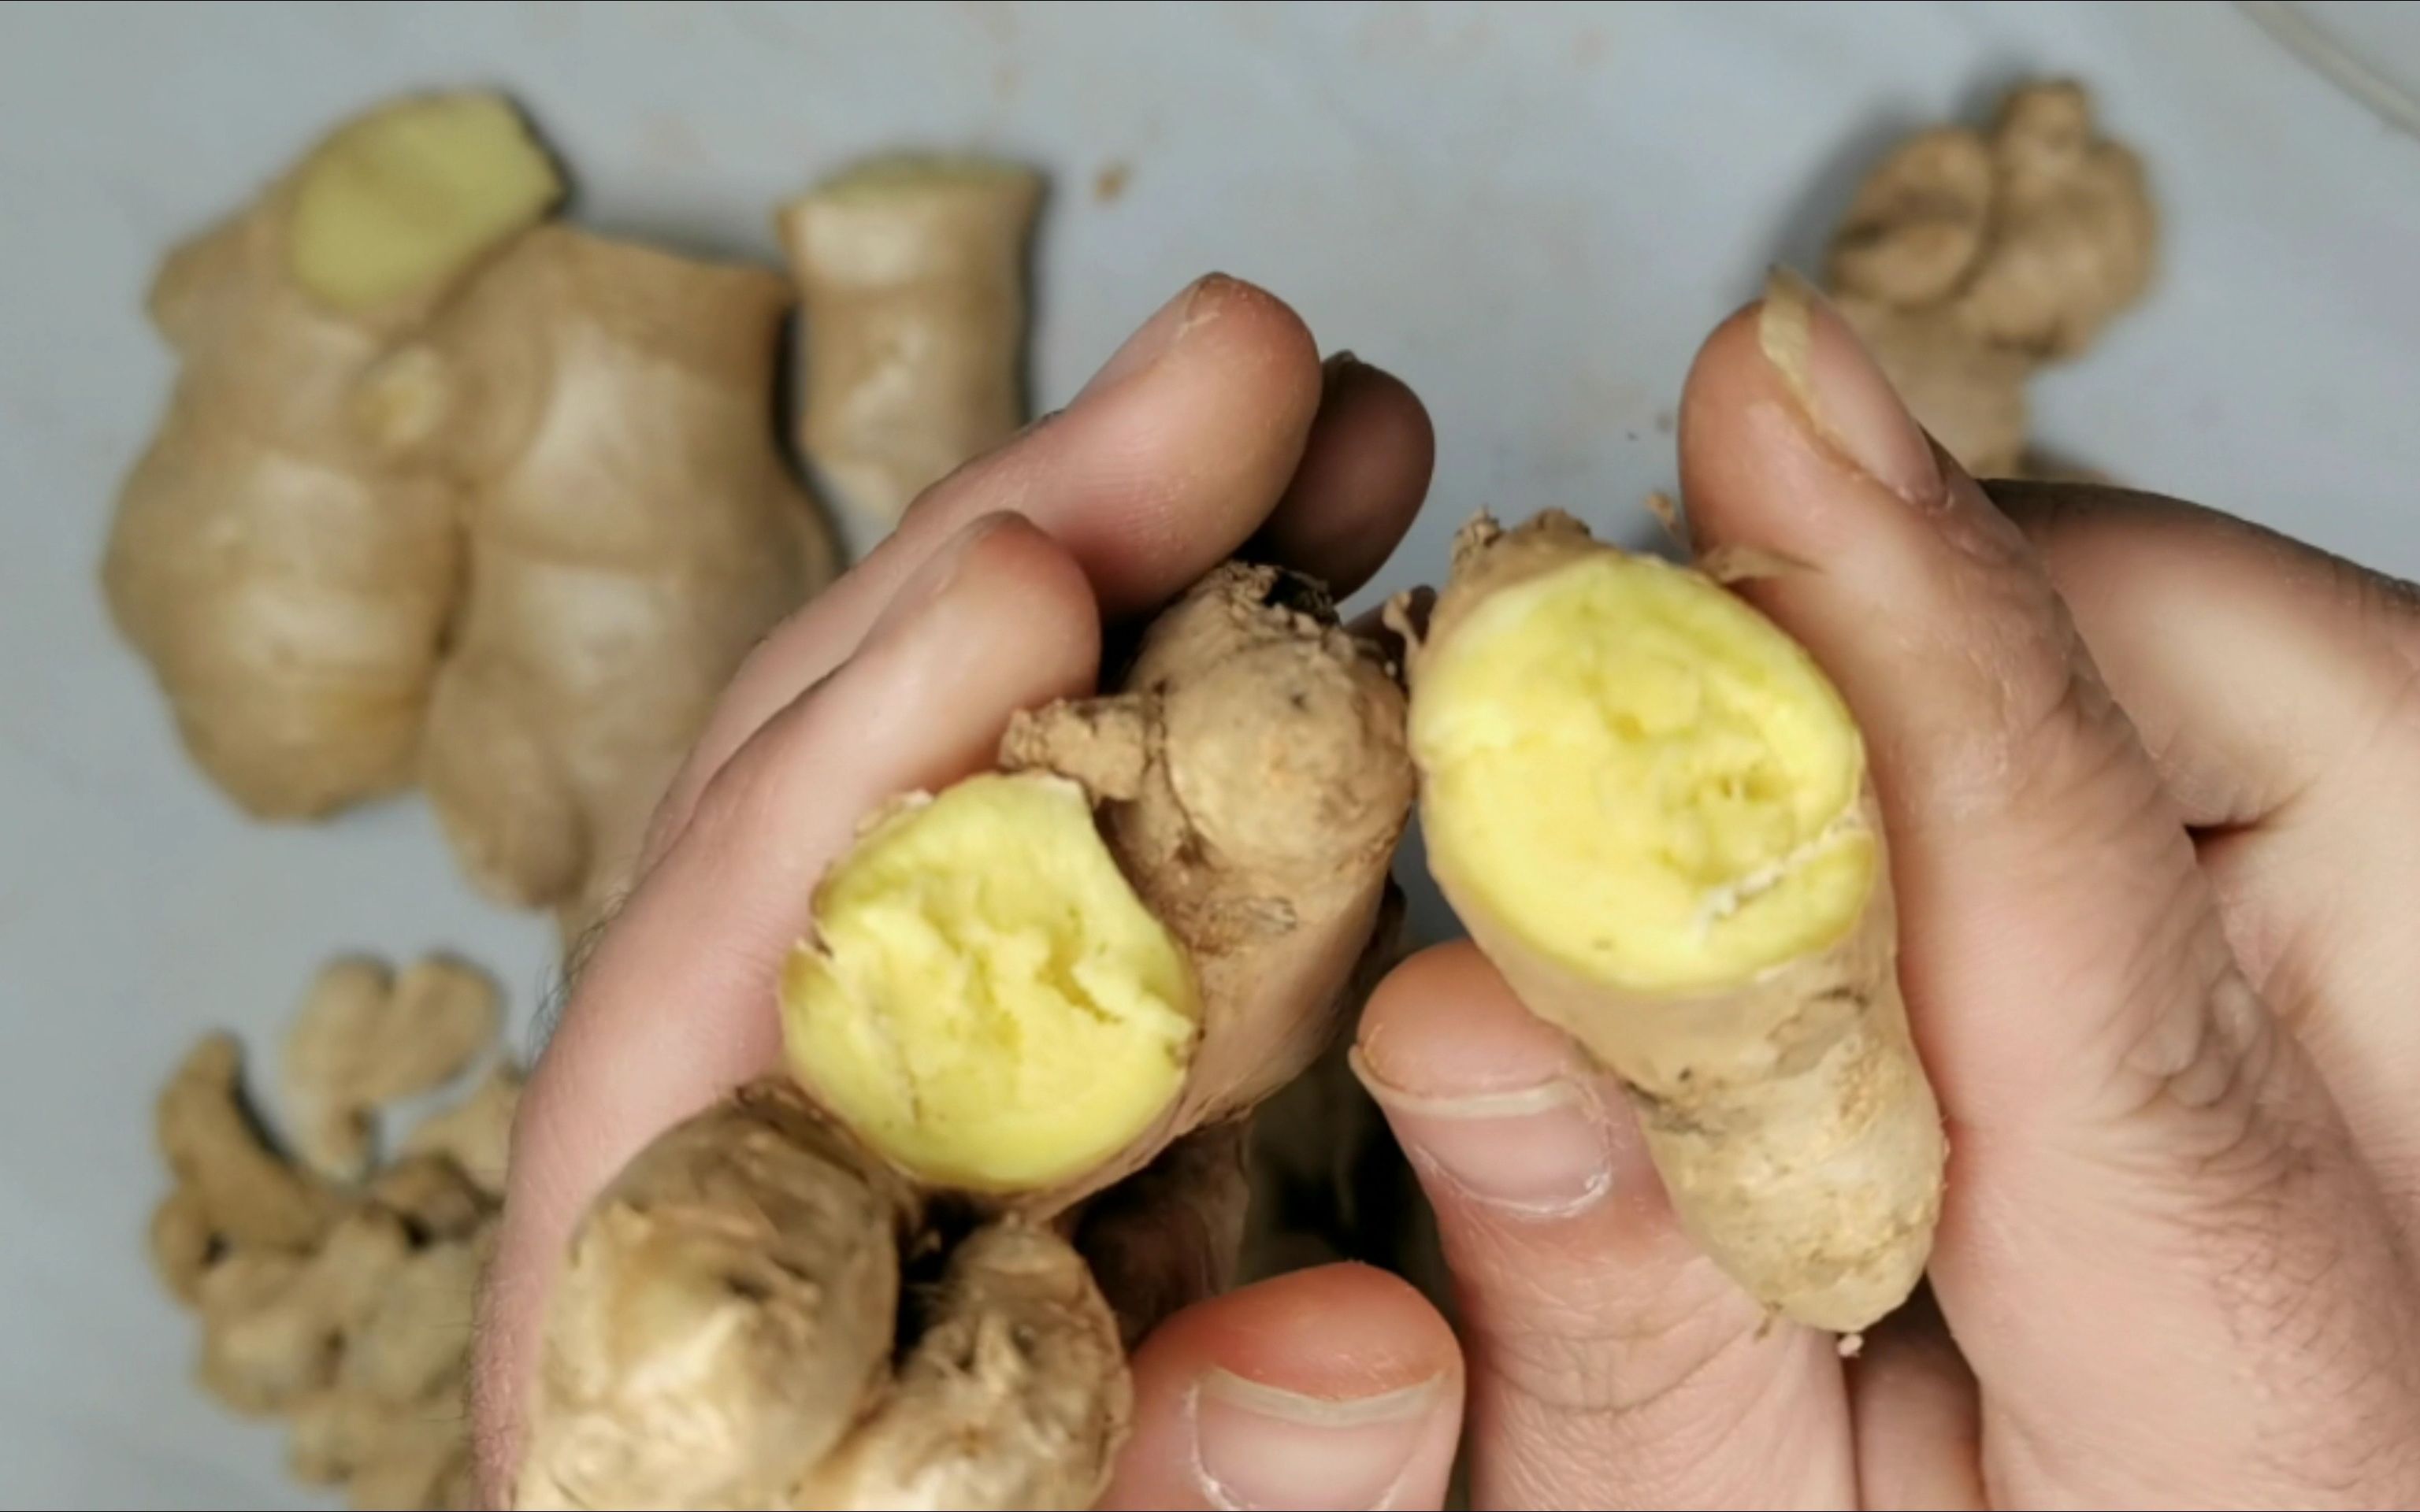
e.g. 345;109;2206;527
472;517;1101;1495
642;272;1326;865
1677;272;2420;1504
1353;942;1856;1511
2001;487;2420;1217
1100;1263;1463;1512
1994;484;2420;831
1847;1288;1986;1512
1249;353;1437;596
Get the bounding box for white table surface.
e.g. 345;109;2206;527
2;3;2414;1506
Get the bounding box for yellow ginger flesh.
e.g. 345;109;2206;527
288;93;560;311
781;773;1199;1190
1413;553;1876;992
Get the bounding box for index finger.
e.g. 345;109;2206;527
473;517;1103;1499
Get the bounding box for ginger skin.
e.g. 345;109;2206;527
103;92;562;818
1406;512;1946;1332
281;954;501;1180
1825;79;2157;479
400;1060;523;1198
519;561;1415;1509
149;956;514;1510
380;225;839;939
777;154;1042;521
158;1035;341;1258
108;95;836;936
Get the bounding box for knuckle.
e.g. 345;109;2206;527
1457;1231;1766;1421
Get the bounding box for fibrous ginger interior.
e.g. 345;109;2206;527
1413;553;1875;991
288;94;561;311
782;773;1198;1190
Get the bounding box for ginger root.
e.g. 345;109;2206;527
107;97;839;938
380;224;838;939
778;154;1042;522
149;953;518;1510
158;1035;342;1260
400;1059;523;1198
518;561;1416;1509
281;954;501;1180
1824;79;2158;479
103;91;562;817
1406;513;1946;1332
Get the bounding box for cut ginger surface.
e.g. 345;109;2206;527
782;773;1200;1191
1412;550;1876;993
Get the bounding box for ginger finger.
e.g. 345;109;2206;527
388;225;839;940
515;1083;917;1510
793;1220;1130;1512
281;954;500;1180
158;1034;340;1254
777;154;1042;523
1406;511;1946;1332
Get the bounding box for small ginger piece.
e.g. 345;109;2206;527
158;1034;340;1254
353;1422;479;1509
337;1235;484;1406
103;91;562;817
281;954;500;1180
777;154;1042;521
1406;513;1945;1332
792;1221;1130;1511
149;1186;220;1308
381;225;838;939
1955;81;2158;359
400;1059;522;1198
197;1206;414;1415
367;1152;492;1242
1824;79;2157;479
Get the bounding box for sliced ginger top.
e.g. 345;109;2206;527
1412;550;1876;993
782;773;1199;1191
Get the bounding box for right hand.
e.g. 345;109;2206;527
1147;284;2420;1510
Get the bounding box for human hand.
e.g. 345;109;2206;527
1294;277;2420;1510
472;266;2420;1511
466;272;1461;1506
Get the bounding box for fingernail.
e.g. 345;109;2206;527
863;513;1014;647
1322;348;1362;392
1350;1047;1613;1215
1193;1369;1439;1511
1757;266;1943;507
1077;272;1235;400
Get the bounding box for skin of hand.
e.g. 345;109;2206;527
473;270;2420;1511
1327;286;2420;1510
468;272;1465;1507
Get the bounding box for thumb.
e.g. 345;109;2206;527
1674;272;2420;1506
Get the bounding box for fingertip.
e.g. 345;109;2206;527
1256;357;1437;595
951;272;1326;617
1107;1264;1463;1512
1357;940;1580;1099
1135;1262;1462;1398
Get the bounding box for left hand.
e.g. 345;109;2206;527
468;273;1460;1506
